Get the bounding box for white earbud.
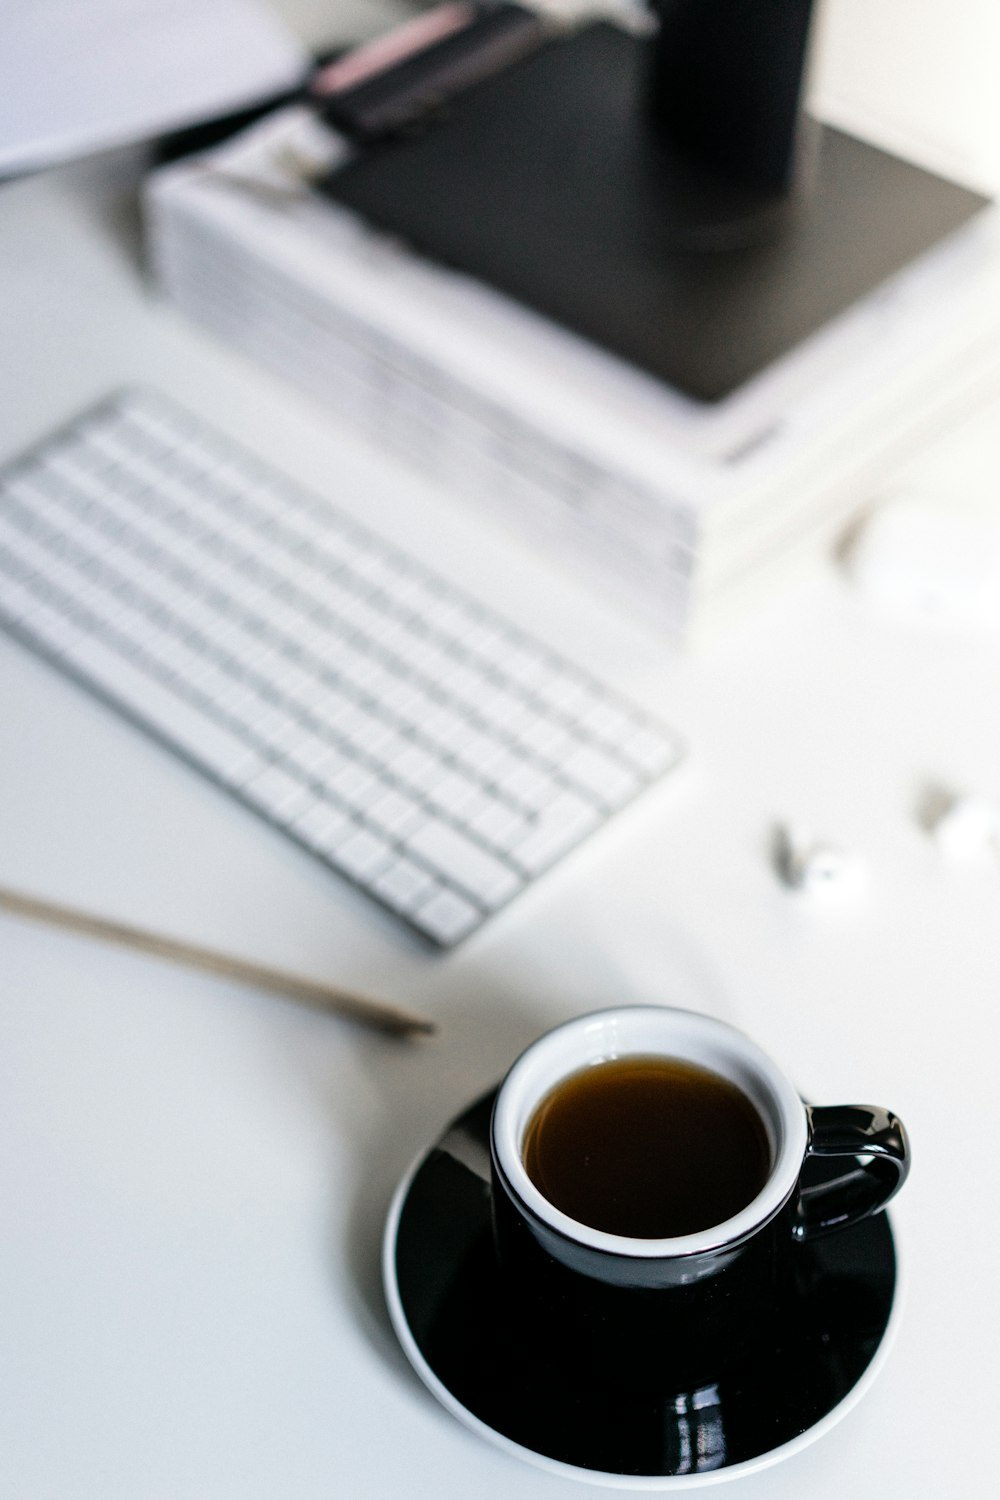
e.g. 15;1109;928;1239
928;794;1000;862
773;825;866;898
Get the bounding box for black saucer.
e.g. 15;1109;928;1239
383;1090;899;1487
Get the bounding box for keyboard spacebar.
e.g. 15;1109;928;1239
405;820;523;908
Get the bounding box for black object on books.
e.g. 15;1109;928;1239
317;22;990;402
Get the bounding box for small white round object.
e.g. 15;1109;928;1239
845;487;1000;629
930;795;1000;861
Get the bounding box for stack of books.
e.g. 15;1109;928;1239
145;102;1000;642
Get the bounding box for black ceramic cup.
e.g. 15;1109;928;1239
490;1006;909;1392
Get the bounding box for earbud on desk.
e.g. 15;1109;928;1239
773;825;867;898
845;486;1000;629
927;793;1000;862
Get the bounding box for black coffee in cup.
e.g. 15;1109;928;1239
522;1055;771;1239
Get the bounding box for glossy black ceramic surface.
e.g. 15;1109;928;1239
387;1090;897;1482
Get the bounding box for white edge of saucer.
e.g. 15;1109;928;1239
381;1132;905;1492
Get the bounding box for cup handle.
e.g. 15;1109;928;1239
793;1104;910;1242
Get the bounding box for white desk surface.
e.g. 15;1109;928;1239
3;62;1000;1500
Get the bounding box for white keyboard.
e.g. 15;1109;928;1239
0;391;683;944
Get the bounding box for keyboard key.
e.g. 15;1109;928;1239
366;788;424;839
541;673;587;715
560;743;640;807
512;711;573;762
413;887;482;944
622;724;682;776
291;798;352;853
372;856;436;913
424;766;483;818
577;697;633;744
0;571;44;627
508;791;600;874
468;797;531;852
329;761;378;803
16;597;83;654
332;826;394;881
406;818;522;907
243;762;312;818
283;729;342;777
451;724;510;778
387;742;444;796
178;716;263;783
495;759;559;813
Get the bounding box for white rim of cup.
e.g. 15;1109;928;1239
492;1006;809;1259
